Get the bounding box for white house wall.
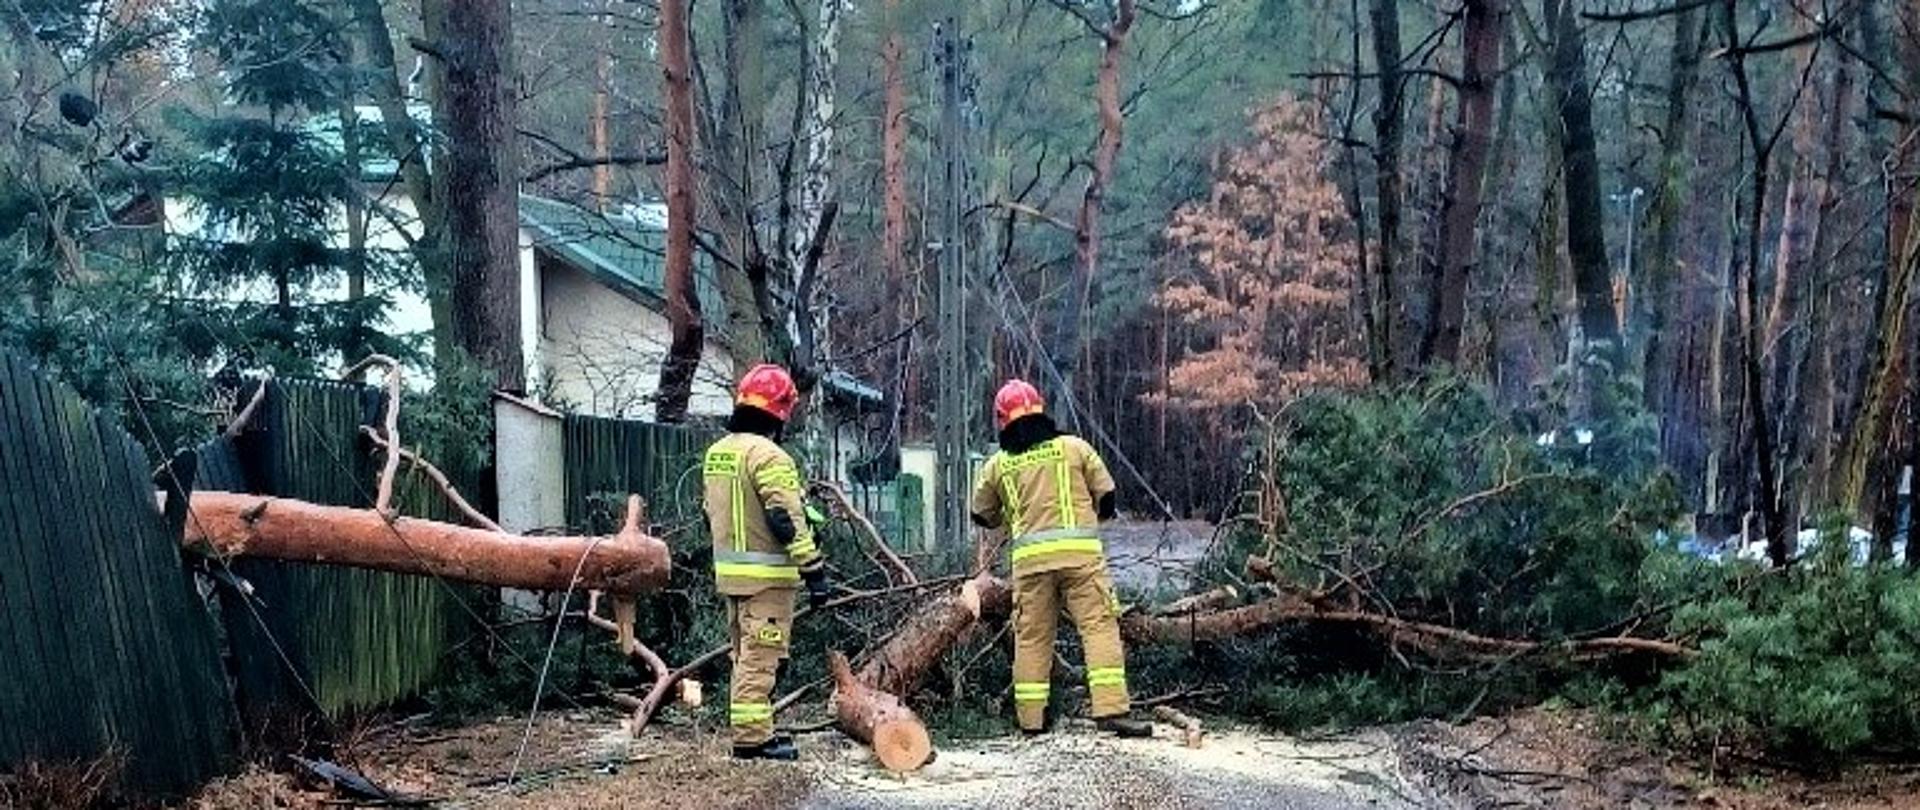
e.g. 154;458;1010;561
534;257;737;419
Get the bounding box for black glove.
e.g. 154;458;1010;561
802;567;832;609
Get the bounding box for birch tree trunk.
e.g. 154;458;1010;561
654;0;706;423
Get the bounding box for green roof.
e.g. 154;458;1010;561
517;193;730;336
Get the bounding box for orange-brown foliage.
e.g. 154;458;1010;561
1149;95;1367;414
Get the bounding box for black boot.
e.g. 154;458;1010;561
731;736;799;761
1095;716;1153;738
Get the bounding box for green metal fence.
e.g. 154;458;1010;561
848;473;926;550
0;350;236;794
562;414;718;534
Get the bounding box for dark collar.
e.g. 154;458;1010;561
726;405;786;441
998;413;1060;455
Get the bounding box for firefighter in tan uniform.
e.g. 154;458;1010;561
971;380;1152;738
703;364;833;761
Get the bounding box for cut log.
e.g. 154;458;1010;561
828;651;933;772
1152;705;1204;748
180;490;670;596
857;574;1010;697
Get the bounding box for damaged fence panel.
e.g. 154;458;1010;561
0;350;235;795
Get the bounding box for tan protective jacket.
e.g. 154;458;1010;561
970;435;1117;575
703;433;821;595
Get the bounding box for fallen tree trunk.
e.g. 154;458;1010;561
180;491;670;596
1120;594;1692;661
1150;585;1240;617
858;574;1011;697
828;651;933;772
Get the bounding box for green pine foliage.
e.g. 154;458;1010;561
164;0;415;377
1643;526;1920;762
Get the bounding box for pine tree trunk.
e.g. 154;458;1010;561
1370;0;1407;378
881;0;910;383
1841;0;1920;524
591;1;613;209
181;492;671;596
1546;0;1622;391
1421;0;1505;365
1799;38;1855;517
1642;7;1705;417
426;0;523;390
1055;0;1136;390
654;0;705;423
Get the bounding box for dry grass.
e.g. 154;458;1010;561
0;749;127;810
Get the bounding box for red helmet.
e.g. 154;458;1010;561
736;364;798;422
993;379;1045;430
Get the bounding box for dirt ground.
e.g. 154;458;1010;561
174;708;1920;809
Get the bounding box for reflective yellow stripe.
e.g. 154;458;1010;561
714;561;802;581
756;463;801;491
785;539;818;560
1054;446;1075;530
1012;682;1050;703
1010;537;1104;564
1086;666;1126;687
1001;469;1024;538
730;702;774;723
731;478;746;552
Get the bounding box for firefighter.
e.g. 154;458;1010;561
703;364;833;761
970;379;1152;738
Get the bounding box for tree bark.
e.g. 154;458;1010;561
712;0;772;359
1118;593;1691;661
1370;0;1407;378
1055;0;1137;388
654;0;706;423
881;0;910;367
351;0;451;364
591;1;613;208
1546;0;1622;386
179;491;671;596
426;0;523;389
856;574;1010;698
828;651;934;772
1720;0;1791;565
1642;6;1705;416
1840;0;1920;522
1798;33;1855;517
1421;0;1506;366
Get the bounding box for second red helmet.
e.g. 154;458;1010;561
993;379;1045;430
735;364;798;422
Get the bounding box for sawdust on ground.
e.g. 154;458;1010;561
179;712;1424;810
800;718;1423;809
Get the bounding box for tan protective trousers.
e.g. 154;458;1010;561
1010;557;1131;730
727;588;796;745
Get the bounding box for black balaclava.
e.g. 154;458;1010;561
998;412;1061;455
727;404;786;441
